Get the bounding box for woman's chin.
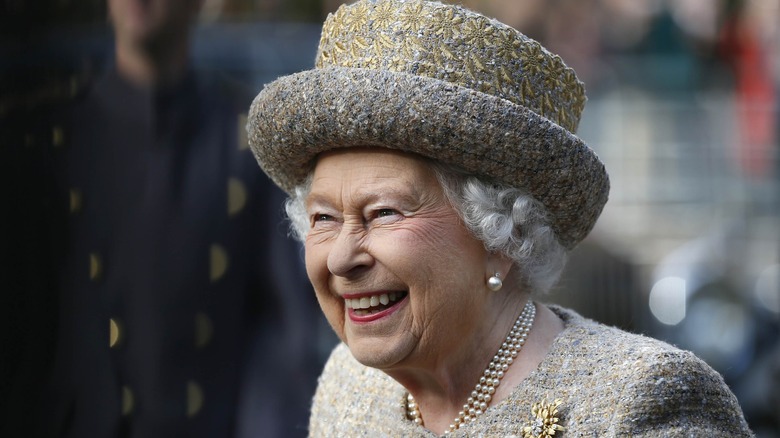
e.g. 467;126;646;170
346;336;413;370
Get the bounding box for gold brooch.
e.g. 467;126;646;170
522;399;564;438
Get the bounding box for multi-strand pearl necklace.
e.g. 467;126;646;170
406;300;536;434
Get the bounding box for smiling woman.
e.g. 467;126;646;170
302;149;500;374
245;0;752;436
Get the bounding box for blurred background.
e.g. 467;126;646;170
2;0;778;436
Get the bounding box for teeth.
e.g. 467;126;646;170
346;292;404;310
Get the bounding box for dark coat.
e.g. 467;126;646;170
3;68;331;438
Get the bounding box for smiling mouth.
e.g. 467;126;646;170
345;291;408;316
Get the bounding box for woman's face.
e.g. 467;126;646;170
304;148;493;370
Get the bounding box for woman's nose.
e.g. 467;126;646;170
327;225;373;277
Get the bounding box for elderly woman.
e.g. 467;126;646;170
247;0;752;436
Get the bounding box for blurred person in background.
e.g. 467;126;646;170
2;0;329;436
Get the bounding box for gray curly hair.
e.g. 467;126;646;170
284;161;567;294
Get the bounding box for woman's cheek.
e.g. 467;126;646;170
304;241;331;291
386;216;459;251
305;244;348;340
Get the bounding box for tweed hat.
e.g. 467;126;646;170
248;0;609;249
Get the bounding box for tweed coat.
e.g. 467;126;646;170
309;306;752;437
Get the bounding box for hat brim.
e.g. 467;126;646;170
248;67;608;249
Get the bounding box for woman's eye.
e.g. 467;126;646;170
313;214;333;222
376;209;398;218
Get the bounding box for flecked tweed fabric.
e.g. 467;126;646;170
247;0;609;249
309;306;753;437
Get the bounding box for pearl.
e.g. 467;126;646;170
487;274;503;291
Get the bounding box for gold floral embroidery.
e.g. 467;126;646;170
361;56;380;69
327;5;346;35
371;0;396;30
387;56;406;72
316;50;330;68
540;92;556;119
497;65;513;85
521;42;545;76
478;79;495;94
333;40;348;55
562;69;579;92
416;62;439;78
400;35;423;61
442;69;464;84
399;1;426;33
313;0;585;132
542;59;564;91
462;17;495;49
495;29;522;60
557;106;569;128
352;35;370;53
343;1;370;33
438;44;457;62
523;399;564;438
521;78;536;103
375;32;395;50
431;7;463;40
467;53;488;74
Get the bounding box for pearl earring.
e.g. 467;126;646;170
487;273;503;291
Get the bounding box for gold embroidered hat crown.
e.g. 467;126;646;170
248;0;609;249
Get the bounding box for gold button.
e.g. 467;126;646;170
25;134;35;147
186;381;204;418
121;386;134;416
69;189;82;214
89;253;102;281
209;244;228;282
69;76;79;97
52;126;64;147
194;312;213;348
237;113;249;151
227;178;247;217
109;318;122;348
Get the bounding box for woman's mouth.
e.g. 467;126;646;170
345;291;408;317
